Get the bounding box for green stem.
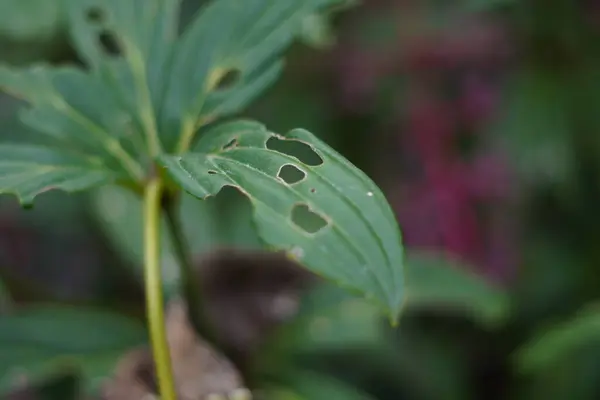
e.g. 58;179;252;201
143;178;177;400
163;193;217;345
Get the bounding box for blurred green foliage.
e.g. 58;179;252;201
2;0;600;399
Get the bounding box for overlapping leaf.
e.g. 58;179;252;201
263;370;378;400
405;251;510;327
0;0;348;205
0;144;121;206
516;304;600;374
0;305;146;394
158;120;405;320
65;0;350;152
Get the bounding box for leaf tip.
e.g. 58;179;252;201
388;308;403;327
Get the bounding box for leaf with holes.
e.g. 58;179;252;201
159;120;405;321
66;0;350;153
0;305;146;394
0;0;348;206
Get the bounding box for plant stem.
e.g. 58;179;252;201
163;193;217;345
143;177;177;400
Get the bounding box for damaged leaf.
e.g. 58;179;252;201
158;120;405;321
0;0;349;206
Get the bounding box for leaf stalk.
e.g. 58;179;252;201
143;177;177;400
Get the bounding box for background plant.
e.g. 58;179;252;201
2;0;600;399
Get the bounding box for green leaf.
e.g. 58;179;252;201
405;251;510;327
65;0;349;153
0;63;142;205
1;0;347;205
0;305;146;394
491;68;574;186
266;370;378;400
0;0;65;64
0;144;120;206
158;120;405;321
516;304;600;374
266;284;382;356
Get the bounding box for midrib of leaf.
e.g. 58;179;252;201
311;140;402;310
174;67;229;154
234;3;298;58
126;43;163;157
57;99;144;180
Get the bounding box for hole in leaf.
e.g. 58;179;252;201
278;164;306;185
86;7;105;23
291;203;328;234
208;170;218;175
222;138;238;151
98;30;122;57
214;68;241;90
266;137;323;166
310;188;316;193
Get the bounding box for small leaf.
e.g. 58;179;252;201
491;68;574;185
405;251;510;327
267;370;377;400
263;284;382;359
0;305;146;394
0;63;142;205
0;144;120;206
516;304;600;374
298;0;358;49
159;120;405;320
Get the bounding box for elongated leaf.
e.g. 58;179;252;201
0;64;142;205
404;251;509;327
517;304;600;374
0;144;120;205
159;120;405;320
155;0;349;151
0;305;146;394
65;0;348;153
263;284;382;360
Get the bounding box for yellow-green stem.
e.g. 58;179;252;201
143;177;177;400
